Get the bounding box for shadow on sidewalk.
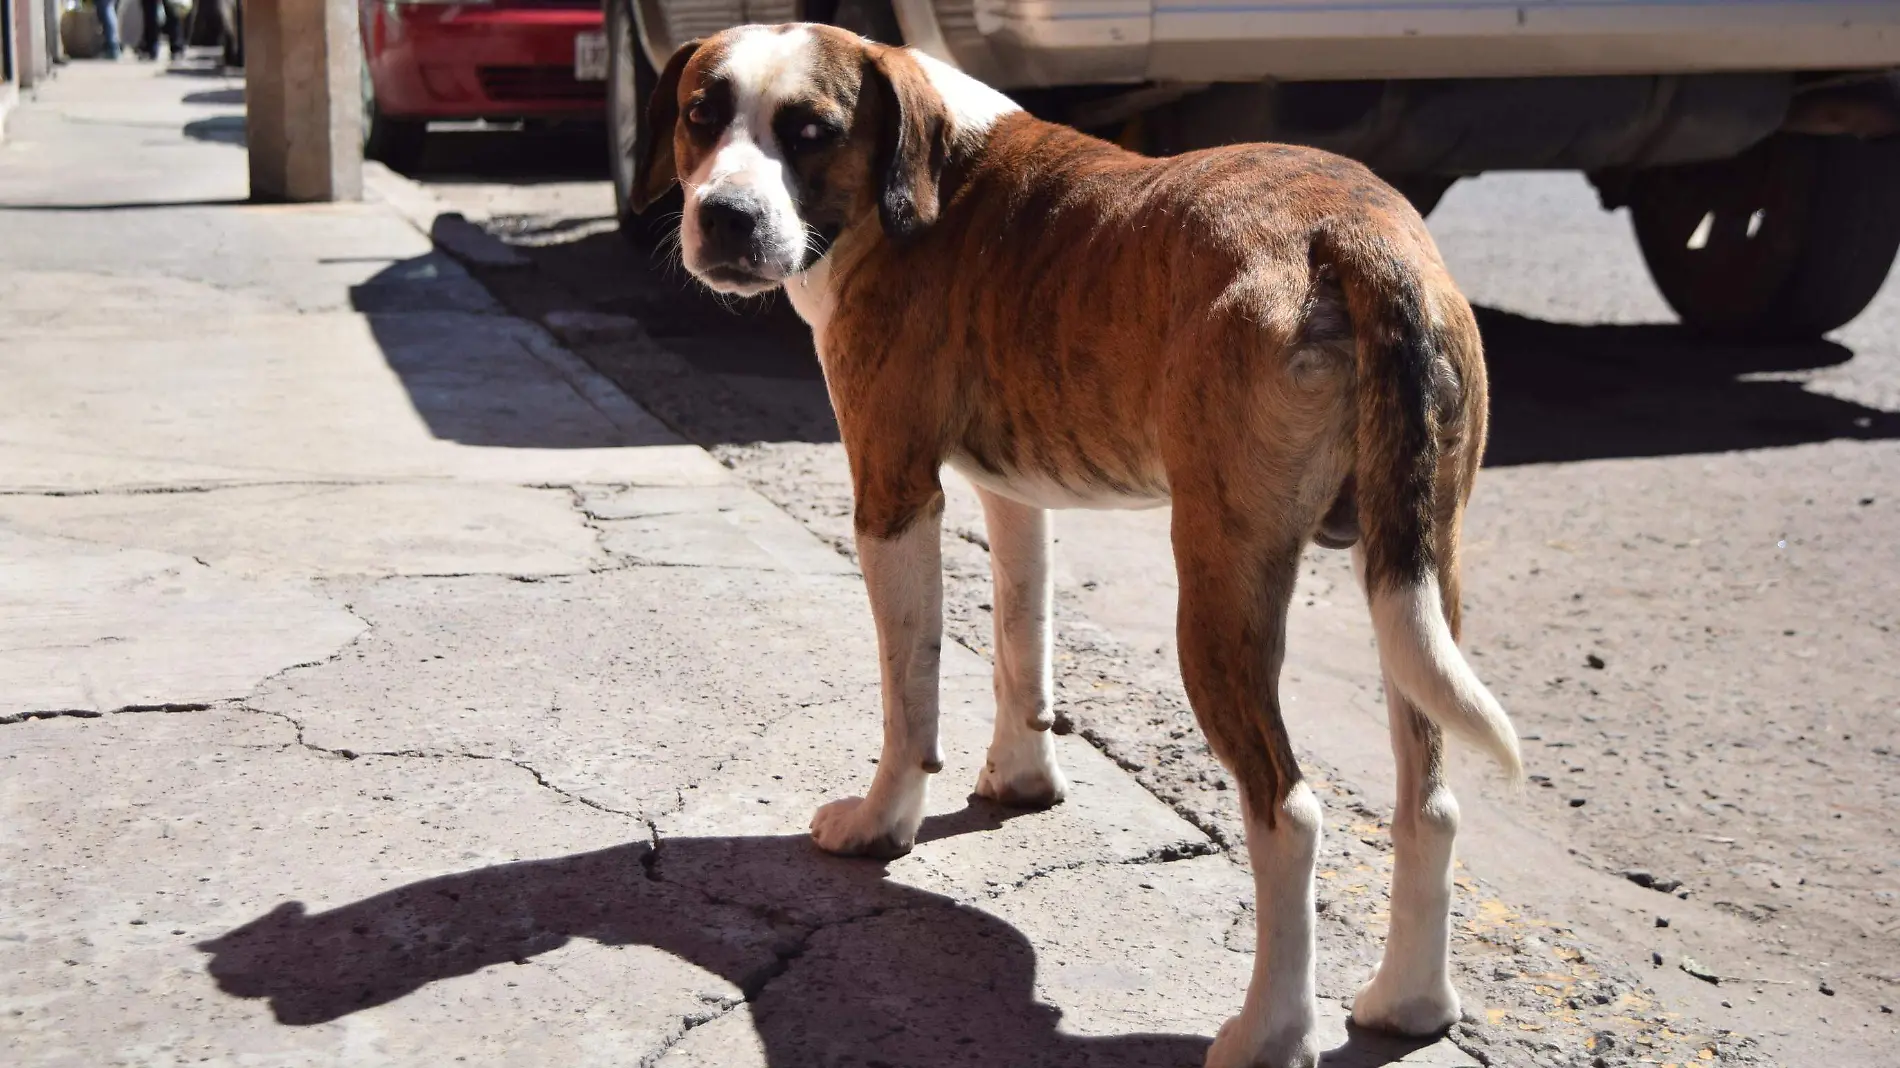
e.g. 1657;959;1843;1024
342;251;682;450
197;804;1432;1068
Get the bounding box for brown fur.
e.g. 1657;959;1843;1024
642;27;1490;826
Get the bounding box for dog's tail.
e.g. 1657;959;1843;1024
1322;229;1523;782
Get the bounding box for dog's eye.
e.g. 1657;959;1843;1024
779;113;843;152
686;101;713;127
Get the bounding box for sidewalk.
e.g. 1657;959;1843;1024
0;61;1474;1066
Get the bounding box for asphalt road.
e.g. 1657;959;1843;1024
401;124;1900;1066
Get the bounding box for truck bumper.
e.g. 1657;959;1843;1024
640;0;1900;88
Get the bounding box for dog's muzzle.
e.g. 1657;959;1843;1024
689;189;801;293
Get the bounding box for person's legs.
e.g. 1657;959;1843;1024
97;0;121;58
137;0;160;58
163;1;185;57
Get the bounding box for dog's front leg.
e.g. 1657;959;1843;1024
809;494;945;860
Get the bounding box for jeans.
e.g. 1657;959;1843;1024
97;0;121;58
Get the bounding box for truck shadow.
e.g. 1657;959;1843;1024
196;805;1432;1067
348;211;1900;461
446;183;1898;462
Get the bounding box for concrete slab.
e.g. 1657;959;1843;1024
0;65;251;208
580;485;858;575
0;209;451;318
0;483;608;580
655;673;1213;914
251;564;1208;903
0;528;363;719
0;311;715;491
252;569;893;823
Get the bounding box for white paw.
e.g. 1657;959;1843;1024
974;732;1068;809
808;796;918;860
1351;970;1461;1036
1204;1012;1319;1068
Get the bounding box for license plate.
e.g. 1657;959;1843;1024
575;31;608;81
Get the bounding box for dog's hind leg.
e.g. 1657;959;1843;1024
1350;544;1465;1035
810;493;946;860
1172;491;1321;1068
972;487;1068;808
1351;670;1462;1034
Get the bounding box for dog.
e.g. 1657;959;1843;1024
631;24;1522;1068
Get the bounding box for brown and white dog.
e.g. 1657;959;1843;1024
632;24;1522;1068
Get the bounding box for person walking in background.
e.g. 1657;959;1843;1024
135;0;185;61
95;0;123;59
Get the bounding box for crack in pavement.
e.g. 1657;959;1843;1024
983;837;1223;900
0;701;214;726
636;991;749;1068
0;480;399;498
241;703;650;821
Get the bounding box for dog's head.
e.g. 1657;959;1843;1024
630;24;971;296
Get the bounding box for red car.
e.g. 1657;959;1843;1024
358;0;609;170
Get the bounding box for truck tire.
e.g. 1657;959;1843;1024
1382;174;1455;218
362;105;426;174
1630;134;1900;339
361;54;426;172
610;0;680;244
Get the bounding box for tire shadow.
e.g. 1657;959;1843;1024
1478;308;1897;466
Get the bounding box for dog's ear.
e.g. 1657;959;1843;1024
865;45;949;240
631;39;701;211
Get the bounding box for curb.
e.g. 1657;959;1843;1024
362;161;532;270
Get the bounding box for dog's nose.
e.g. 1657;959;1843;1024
697;195;759;260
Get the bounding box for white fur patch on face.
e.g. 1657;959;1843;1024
679;25;819;295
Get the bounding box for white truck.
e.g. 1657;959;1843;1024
605;1;1900;338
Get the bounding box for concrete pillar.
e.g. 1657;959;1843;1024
245;0;362;202
3;0;16;91
2;0;15;143
10;0;49;87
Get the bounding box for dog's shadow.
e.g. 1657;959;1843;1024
196;803;1433;1067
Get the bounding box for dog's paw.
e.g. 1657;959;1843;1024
974;756;1068;809
1350;970;1460;1036
809;797;917;860
974;733;1068;809
1203;1013;1319;1068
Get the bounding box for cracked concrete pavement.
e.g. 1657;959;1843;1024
0;61;1483;1067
